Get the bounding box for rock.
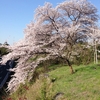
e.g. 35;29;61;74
53;92;64;100
51;78;56;83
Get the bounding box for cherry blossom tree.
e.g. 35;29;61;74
0;0;99;93
33;0;98;73
87;26;100;64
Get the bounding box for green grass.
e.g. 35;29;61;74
49;64;100;100
3;63;100;100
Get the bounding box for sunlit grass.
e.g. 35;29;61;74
4;63;100;100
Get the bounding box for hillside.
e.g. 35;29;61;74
1;63;100;100
0;0;99;94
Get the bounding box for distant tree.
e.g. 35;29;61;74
3;41;9;46
87;27;100;64
0;43;2;46
1;0;99;92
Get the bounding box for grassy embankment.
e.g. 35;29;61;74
1;63;100;100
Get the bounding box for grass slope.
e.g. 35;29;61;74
2;64;100;100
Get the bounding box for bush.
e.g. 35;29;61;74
0;47;10;56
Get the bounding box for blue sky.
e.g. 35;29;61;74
0;0;100;45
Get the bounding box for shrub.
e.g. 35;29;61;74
0;47;10;56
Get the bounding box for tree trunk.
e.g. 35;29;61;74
94;39;98;64
66;59;74;74
60;56;74;74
